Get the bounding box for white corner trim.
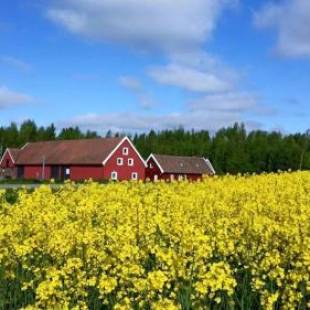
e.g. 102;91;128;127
102;137;147;167
0;148;15;165
204;158;216;175
146;153;164;174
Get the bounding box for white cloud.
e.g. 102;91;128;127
119;75;156;109
149;63;233;93
0;56;31;72
59;112;236;132
190;92;257;112
119;76;143;92
47;0;235;54
59;109;262;133
255;0;310;57
46;1;246;95
45;0;270;128
0;86;32;109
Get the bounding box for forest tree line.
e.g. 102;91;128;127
0;120;309;174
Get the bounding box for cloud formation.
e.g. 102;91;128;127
255;0;310;57
46;0;269;132
47;0;235;54
0;56;31;72
59;111;261;133
0;86;32;109
119;76;156;109
189;92;257;112
149;63;233;93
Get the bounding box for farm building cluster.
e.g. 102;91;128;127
0;137;215;182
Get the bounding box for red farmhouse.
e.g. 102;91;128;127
146;154;215;181
0;137;146;181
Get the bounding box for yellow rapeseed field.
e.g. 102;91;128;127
0;172;310;309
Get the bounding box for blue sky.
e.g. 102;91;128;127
0;0;309;134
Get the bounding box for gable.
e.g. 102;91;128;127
0;149;16;168
103;137;146;167
102;137;146;166
146;154;164;173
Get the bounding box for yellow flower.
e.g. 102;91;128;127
0;171;309;308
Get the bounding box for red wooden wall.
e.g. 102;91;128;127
70;166;104;181
104;139;145;181
24;166;51;180
0;151;15;168
145;157;162;181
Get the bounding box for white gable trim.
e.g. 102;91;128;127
146;154;164;174
0;148;15;166
102;136;147;167
21;142;29;150
204;158;216;175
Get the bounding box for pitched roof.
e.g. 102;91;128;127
15;137;123;165
150;154;215;175
8;148;20;162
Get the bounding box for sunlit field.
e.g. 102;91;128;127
0;172;309;309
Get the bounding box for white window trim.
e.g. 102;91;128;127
122;147;129;155
111;171;118;180
128;158;134;166
117;157;124;166
131;172;138;180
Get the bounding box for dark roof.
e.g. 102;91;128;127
8;148;20;162
151;154;215;175
15;138;123;165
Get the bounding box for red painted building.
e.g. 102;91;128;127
146;154;215;181
0;137;146;181
0;148;20;179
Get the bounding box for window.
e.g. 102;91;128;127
65;168;70;175
131;172;138;180
111;171;118;180
122;147;129;155
128;158;134;166
149;163;153;169
178;175;183;181
170;174;175;181
6;159;10;168
154;175;158;181
17;166;24;179
117;158;124;166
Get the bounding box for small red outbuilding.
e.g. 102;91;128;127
146;153;215;181
0;137;146;181
0;148;20;179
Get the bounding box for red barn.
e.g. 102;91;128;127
0;137;146;181
146;153;215;181
0;148;20;179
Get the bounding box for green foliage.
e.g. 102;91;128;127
0;121;309;175
3;189;19;204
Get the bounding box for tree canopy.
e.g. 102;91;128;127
0;120;309;174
